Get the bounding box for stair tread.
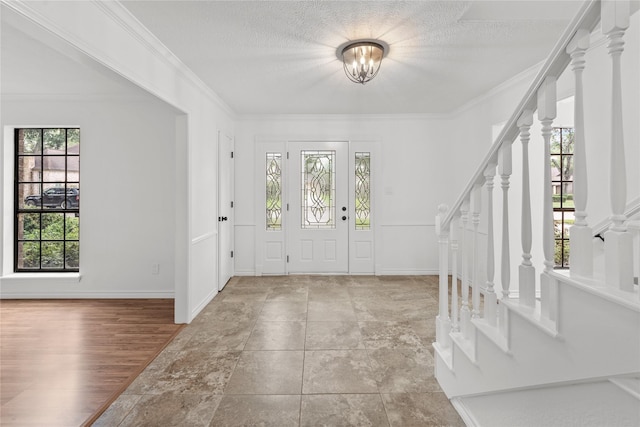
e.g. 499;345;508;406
456;380;640;427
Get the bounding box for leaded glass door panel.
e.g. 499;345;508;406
287;141;348;273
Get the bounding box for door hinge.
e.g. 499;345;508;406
286;152;289;159
286;255;289;263
231;151;234;159
231;250;234;258
231;201;234;208
286;203;289;211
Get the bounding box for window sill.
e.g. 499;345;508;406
1;272;81;282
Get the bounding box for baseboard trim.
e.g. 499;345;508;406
450;397;480;427
379;269;438;275
0;291;174;299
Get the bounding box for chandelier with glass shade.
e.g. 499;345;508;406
341;40;385;85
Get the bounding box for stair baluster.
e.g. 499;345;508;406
436;204;452;348
538;76;558;321
451;216;460;332
518;110;535;308
484;163;498;326
603;0;634;291
499;142;512;336
472;184;482;319
459;199;471;338
567;28;593;279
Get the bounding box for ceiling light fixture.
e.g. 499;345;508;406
341;40;385;85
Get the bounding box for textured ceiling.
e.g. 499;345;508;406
1;1;584;115
121;0;583;115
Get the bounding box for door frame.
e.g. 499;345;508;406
217;131;234;290
254;138;379;275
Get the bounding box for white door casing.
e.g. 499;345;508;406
218;132;234;290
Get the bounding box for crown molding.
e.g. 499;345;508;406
237;112;450;122
91;1;235;119
2;0;236;119
1;92;159;103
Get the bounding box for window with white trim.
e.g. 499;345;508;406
14;128;80;272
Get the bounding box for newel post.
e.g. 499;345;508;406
603;0;634;291
436;204;451;348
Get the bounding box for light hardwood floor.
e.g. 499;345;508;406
0;299;182;426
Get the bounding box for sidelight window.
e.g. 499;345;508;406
266;153;282;231
355;152;371;230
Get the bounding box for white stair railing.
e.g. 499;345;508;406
434;0;638;360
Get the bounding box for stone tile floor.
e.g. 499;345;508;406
94;275;465;426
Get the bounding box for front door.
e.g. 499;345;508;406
287;141;349;273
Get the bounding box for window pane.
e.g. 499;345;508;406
67;129;80;150
301;150;335;229
550;155;561;180
42;242;64;269
550;128;562;154
266;153;282;231
19;183;42;209
41;213;65;240
17;242;40;269
65;242;79;269
17;129;41;154
66;213;80;240
17;213;40;240
562;155;574;182
355;152;370;230
562;182;574;209
561;128;574;153
43;162;67;182
43;129;66;151
17;156;39;184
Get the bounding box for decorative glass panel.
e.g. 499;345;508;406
355;152;371;230
266;153;282;231
301;150;335;229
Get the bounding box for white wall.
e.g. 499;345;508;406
1;1;235;323
1;96;179;297
235;115;467;275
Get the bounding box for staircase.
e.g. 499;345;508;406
433;1;640;425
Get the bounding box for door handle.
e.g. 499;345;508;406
342;216;347;221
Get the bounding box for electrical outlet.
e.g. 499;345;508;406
152;263;160;275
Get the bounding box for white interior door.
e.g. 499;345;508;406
287;141;348;273
218;133;234;290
